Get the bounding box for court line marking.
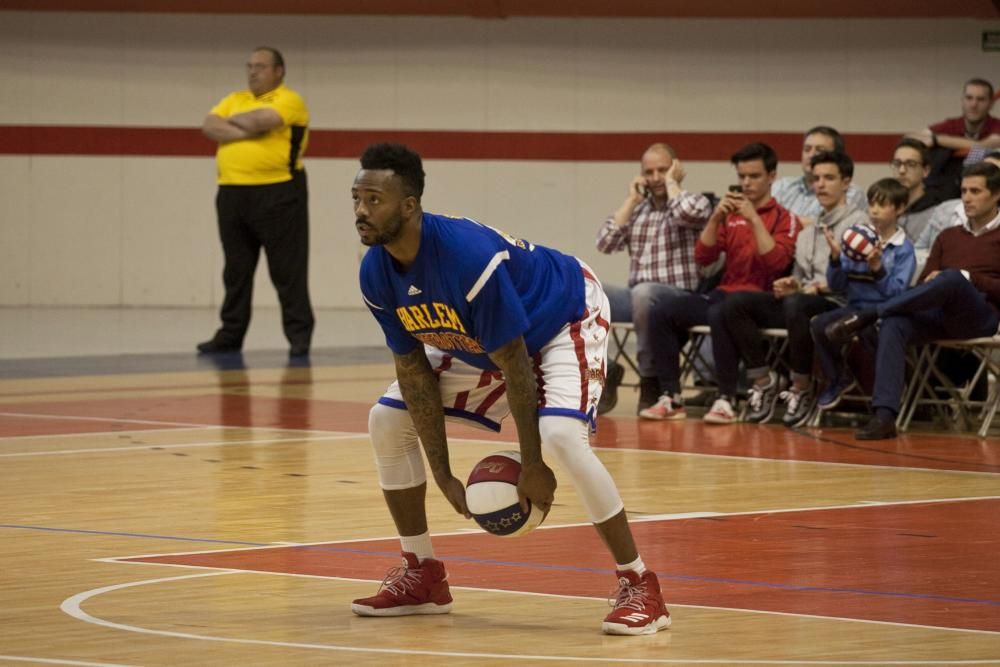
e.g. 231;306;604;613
0;411;359;437
592;444;1000;477
69;493;999;564
0;658;135;667
98;556;1000;634
0;426;221;442
60;572;1000;663
0;433;362;458
3;409;995;476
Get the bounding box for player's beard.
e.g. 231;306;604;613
359;209;404;247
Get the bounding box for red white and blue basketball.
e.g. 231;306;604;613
841;224;880;263
465;450;545;537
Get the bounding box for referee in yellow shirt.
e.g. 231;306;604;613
198;46;314;357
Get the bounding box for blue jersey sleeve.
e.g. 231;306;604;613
360;254;419;357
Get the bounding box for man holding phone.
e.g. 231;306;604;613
595;143;712;414
642;143;799;423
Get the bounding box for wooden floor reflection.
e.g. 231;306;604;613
1;360;999;666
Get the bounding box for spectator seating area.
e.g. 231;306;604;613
607;321;999;437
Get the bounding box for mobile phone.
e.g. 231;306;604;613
728;185;743;194
635;182;651;198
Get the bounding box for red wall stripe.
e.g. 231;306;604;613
0;125;902;163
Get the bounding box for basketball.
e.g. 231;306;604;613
465;450;546;537
841;223;880;263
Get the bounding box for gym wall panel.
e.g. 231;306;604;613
0;13;33;126
28;157;123;305
1;10;997;310
0;158;32;305
29;13;124;127
571;20;672;133
486;19;580;132
120;157;218;306
119;14;219;127
394;18;489;131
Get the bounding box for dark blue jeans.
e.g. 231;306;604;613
648;289;731;396
871;270;999;413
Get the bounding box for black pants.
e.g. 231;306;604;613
721;291;837;379
648;289;729;396
213;171;314;349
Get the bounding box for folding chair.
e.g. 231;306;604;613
680;325;714;392
899;335;1000;438
607;322;639;389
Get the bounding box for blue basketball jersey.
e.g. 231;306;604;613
360;213;586;370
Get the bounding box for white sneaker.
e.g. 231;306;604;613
703;397;736;424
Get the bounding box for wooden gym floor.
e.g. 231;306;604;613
1;324;999;666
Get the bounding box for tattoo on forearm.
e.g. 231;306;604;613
489;338;543;465
395;350;451;478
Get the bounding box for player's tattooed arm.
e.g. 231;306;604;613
394;347;450;476
394;348;470;517
489;337;557;514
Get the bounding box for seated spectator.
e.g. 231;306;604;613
914;149;1000;271
642;143;798;424
595;143;712;414
810;179;916;412
892;138;945;243
720;150;866;427
824;163;1000;439
909;78;1000;200
771;126;866;225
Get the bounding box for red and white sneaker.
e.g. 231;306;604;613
638;394;686;421
602;569;671;635
351;552;453;616
703;396;737;424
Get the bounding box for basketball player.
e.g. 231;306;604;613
350;143;669;635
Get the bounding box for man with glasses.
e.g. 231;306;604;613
824;162;1000;439
891;138;944;243
197;47;314;358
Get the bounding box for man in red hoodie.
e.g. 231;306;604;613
641;143;799;424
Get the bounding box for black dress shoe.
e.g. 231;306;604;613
855;414;897;440
197;339;241;354
597;361;625;415
825;310;878;346
289;344;310;357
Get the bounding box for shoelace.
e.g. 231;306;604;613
748;385;764;411
608;577;651;612
379;563;422;596
779;389;800;413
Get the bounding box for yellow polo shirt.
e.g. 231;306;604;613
210;83;309;185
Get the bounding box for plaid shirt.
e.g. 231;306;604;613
595;191;711;290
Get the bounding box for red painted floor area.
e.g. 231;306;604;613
124;498;1000;632
4;395;999;473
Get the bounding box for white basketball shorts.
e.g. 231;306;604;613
376;260;612;432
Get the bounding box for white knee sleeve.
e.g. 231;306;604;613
368;403;427;490
538;416;624;524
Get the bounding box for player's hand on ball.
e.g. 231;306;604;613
517;461;557;515
437;475;471;518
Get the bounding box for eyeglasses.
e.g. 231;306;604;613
890;159;923;171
